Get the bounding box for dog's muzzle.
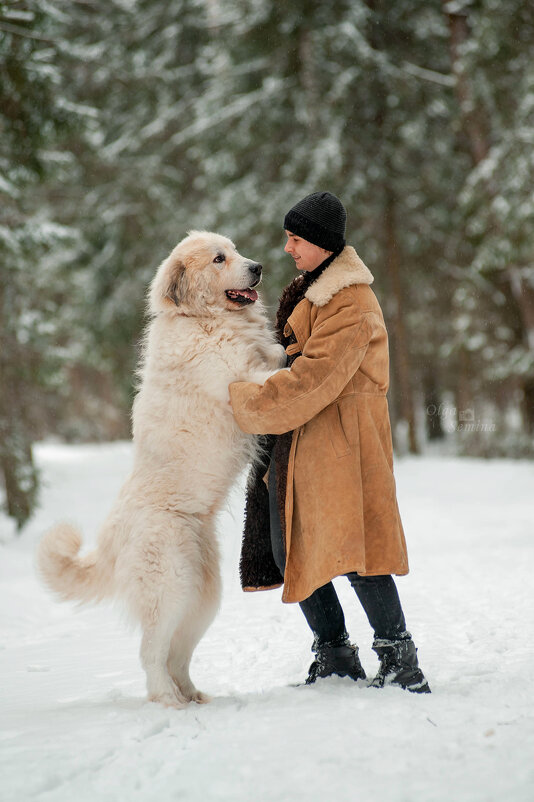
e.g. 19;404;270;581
225;262;262;305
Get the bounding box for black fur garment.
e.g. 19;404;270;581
239;251;341;592
239;433;280;589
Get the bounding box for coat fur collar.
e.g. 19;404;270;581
305;246;374;307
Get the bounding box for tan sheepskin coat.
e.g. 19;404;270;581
229;246;408;604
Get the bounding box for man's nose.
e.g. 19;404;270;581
284;241;292;253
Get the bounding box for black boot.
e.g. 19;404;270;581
305;637;367;685
370;636;431;694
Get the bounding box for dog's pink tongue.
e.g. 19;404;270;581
239;288;258;301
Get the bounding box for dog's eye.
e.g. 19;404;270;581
213;254;225;264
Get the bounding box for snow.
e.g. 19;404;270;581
1;443;533;802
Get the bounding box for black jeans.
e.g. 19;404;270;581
269;459;408;647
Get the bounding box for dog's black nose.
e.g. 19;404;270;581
247;262;262;276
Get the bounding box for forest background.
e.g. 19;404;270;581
1;0;534;529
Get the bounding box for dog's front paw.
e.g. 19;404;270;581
270;343;288;369
250;367;288;385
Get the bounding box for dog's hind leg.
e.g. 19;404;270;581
128;549;190;707
167;598;218;704
167;629;211;704
167;519;222;704
140;617;190;709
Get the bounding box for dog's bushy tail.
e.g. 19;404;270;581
37;523;114;605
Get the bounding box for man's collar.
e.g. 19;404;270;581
304;246;374;307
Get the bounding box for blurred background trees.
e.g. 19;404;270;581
1;0;533;528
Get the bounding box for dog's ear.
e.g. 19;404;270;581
164;260;188;306
149;254;189;314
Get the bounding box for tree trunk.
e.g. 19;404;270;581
508;267;534;354
424;372;445;441
454;345;471;426
522;378;534;435
298;26;318;138
0;436;38;529
0;281;39;530
384;189;419;454
443;7;490;166
0;378;39;530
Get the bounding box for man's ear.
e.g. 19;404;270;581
164;260;188;306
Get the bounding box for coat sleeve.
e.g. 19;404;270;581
229;297;376;435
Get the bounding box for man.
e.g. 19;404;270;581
229;191;430;693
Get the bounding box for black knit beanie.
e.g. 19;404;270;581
284;191;346;252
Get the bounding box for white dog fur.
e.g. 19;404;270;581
37;231;285;708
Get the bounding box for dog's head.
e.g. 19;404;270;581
149;231;263;317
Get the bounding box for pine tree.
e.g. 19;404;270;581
0;0;88;527
442;0;534;451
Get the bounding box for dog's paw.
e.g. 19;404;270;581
269;343;288;369
170;674;211;704
148;689;189;709
190;690;211;705
250;367;288;385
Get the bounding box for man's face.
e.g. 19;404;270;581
284;231;332;272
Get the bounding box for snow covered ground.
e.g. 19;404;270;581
1;442;533;802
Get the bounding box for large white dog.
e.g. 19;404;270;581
37;231;285;708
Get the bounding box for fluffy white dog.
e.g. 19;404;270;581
37;231;285;708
